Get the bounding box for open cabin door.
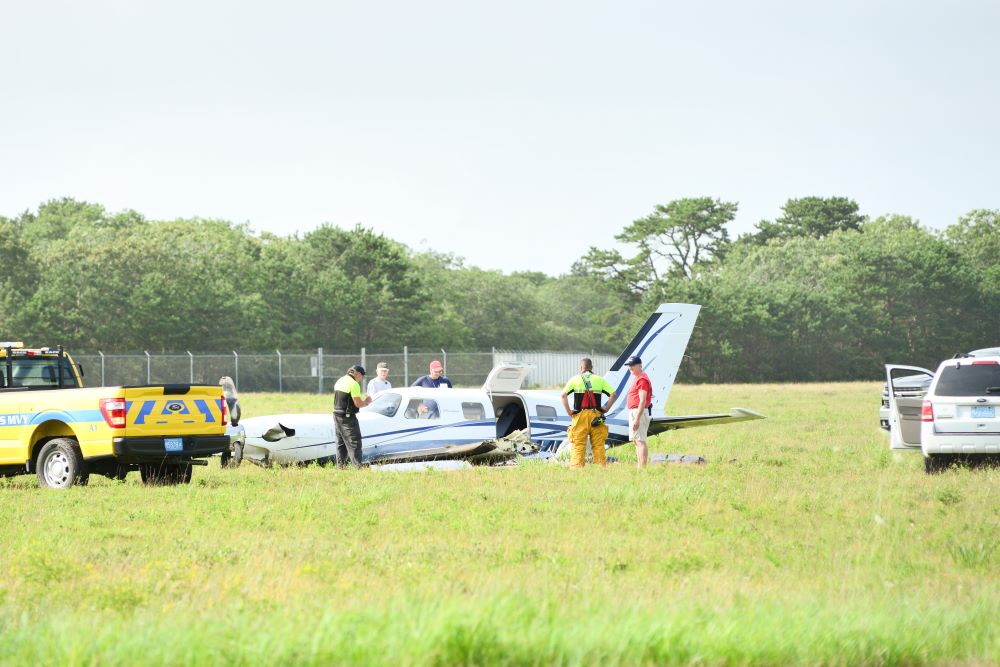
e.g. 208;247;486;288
482;364;533;394
885;364;934;451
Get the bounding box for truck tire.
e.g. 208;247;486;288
36;438;89;489
140;462;193;485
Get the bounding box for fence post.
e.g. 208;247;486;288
441;348;446;374
361;346;366;370
233;351;239;390
145;351;151;384
98;351;105;387
276;349;282;393
188;351;194;383
317;347;323;394
403;346;409;386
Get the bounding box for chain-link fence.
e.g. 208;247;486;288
71;348;617;392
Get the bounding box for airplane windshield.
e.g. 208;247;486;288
364;392;401;417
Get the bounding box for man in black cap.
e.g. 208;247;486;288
333;364;371;468
624;355;653;468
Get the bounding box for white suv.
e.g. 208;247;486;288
885;357;1000;473
880;347;1000;431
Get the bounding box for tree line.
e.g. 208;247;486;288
2;197;997;382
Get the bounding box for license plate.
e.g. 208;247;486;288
971;406;995;418
164;437;184;452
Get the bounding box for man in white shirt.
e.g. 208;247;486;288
366;362;392;396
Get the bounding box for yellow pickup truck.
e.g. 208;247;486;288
0;342;230;488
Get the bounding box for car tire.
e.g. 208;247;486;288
36;438;89;489
140;461;193;485
924;454;951;474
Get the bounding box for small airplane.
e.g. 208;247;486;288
232;303;765;467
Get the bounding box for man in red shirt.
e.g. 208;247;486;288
625;355;653;468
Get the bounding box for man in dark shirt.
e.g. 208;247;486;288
411;359;453;389
333;365;371;468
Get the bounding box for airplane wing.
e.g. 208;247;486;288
647;408;765;436
366;441;500;464
366;430;538;465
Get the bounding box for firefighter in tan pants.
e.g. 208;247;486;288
560;358;617;468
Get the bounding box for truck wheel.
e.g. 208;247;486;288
36;438;89;489
167;463;193;484
140;462;193;485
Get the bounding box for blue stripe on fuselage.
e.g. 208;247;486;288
366;419;493;440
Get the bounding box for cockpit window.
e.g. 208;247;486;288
536;405;557;421
364;392;401;417
404;398;439;420
461;402;485;420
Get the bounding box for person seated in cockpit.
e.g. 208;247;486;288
404;398;439;419
417;399;439;419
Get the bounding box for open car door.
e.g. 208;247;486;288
884;364;934;451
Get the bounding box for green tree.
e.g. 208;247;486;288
945;209;1000;276
750;196;866;244
413;253;551;350
296;225;426;350
674;215;986;381
579;198;737;290
20;217;266;351
943;209;1000;345
17;198;145;247
0;217;36;332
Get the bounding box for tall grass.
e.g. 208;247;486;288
1;382;998;665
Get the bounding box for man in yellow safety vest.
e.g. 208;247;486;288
560;358;616;468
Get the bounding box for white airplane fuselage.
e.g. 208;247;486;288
237;303;765;466
240;386;582;466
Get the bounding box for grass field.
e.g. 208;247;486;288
2;382;998;666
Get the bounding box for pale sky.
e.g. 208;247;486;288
2;1;998;275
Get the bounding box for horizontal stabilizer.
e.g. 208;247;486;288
647;408;765;436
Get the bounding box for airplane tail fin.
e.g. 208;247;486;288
603;303;701;417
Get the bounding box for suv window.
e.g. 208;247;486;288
934;363;1000;396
